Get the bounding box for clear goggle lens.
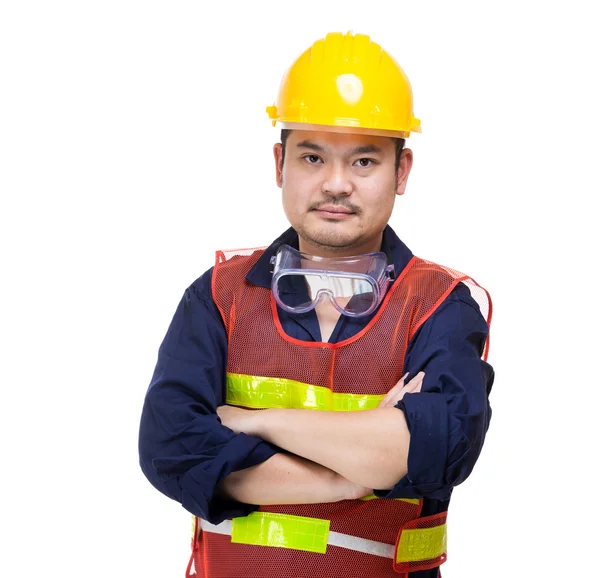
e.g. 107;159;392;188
271;245;394;318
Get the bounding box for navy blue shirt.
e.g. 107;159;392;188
139;225;494;577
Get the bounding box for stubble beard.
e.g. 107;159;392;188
295;217;366;253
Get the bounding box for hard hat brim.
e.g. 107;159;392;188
276;121;419;139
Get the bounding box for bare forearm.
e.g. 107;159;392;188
252;408;410;489
218;453;369;505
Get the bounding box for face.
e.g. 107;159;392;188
273;130;413;257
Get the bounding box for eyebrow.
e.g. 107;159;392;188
296;140;326;152
295;141;384;156
348;144;384;156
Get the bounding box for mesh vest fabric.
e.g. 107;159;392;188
186;248;491;577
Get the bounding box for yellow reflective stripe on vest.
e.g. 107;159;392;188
396;523;447;563
226;373;384;411
232;512;330;554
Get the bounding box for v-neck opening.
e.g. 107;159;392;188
269;256;418;348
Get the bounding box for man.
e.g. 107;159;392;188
139;31;494;578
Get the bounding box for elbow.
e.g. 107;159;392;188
138;414;184;503
444;430;484;488
139;440;182;503
443;402;490;488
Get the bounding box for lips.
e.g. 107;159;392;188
314;205;354;214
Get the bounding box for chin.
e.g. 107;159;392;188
306;228;359;250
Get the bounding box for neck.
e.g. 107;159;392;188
298;233;384;258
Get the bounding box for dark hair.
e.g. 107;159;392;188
280;129;405;171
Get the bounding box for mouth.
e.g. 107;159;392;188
312;205;356;219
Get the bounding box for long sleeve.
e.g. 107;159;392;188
376;283;494;500
138;269;278;523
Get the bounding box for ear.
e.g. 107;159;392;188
273;143;283;188
395;148;414;196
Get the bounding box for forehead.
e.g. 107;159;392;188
286;130;395;155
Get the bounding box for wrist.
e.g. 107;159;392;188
246;408;269;438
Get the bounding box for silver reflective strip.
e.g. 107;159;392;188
200;519;232;536
199;519;394;559
327;531;394;559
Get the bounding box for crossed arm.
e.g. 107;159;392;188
217;372;424;505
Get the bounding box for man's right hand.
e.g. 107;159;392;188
378;371;425;408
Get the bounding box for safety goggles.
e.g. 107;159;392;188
270;244;395;318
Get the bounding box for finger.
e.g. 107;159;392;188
405;372;424;392
379;373;409;407
407;371;425;387
389;372;411;396
379;389;400;407
383;372;425;406
390;372;422;398
410;381;423;394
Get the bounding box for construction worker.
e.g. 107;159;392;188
139;31;494;578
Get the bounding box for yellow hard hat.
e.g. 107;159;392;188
266;31;421;138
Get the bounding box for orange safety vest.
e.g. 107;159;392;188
186;248;492;578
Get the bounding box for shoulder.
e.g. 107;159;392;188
185;266;214;305
410;256;491;319
406;254;491;346
445;281;485;316
411;281;489;349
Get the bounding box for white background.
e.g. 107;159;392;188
1;1;598;576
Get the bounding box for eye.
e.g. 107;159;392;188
354;158;376;168
303;154;323;165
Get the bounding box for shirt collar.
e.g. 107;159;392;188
246;224;414;289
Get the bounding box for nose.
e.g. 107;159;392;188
322;161;353;196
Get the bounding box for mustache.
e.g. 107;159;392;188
308;199;362;215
